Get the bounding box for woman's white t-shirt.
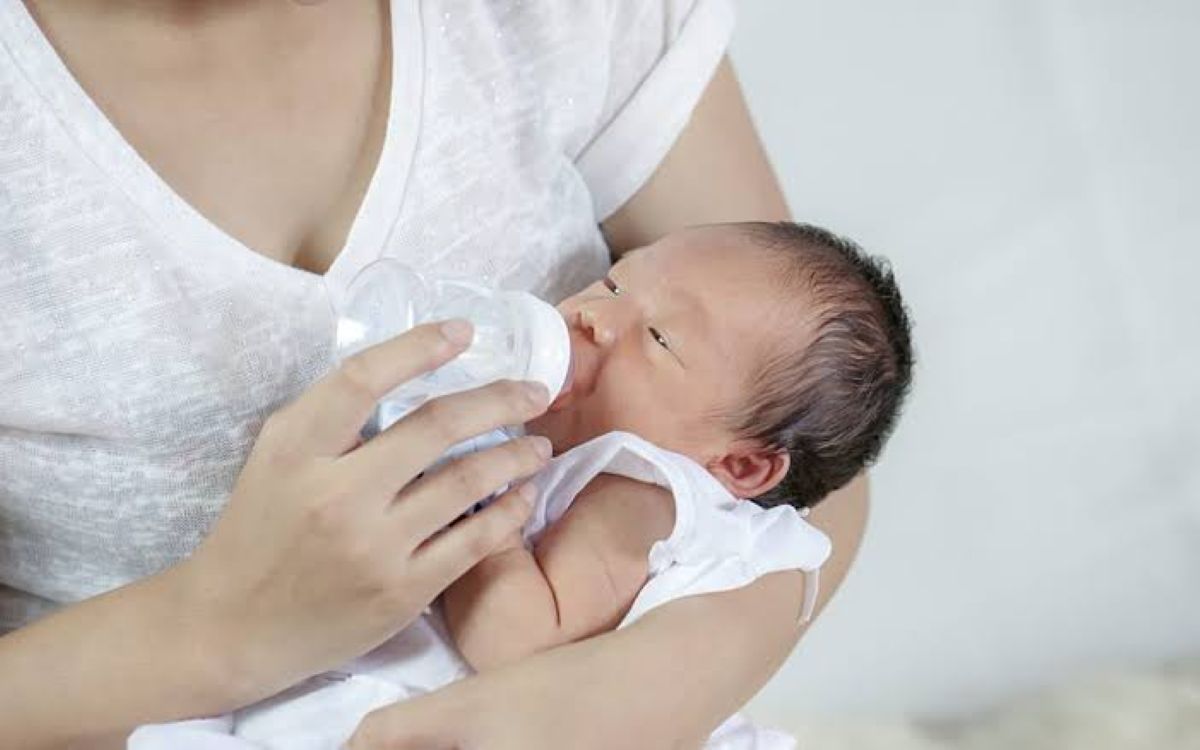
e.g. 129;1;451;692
0;0;735;631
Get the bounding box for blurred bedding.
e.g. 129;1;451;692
781;660;1200;750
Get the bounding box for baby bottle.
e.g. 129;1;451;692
332;259;572;438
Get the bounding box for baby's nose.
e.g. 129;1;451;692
579;308;613;346
579;303;632;347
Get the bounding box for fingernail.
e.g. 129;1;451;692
440;319;473;346
524;382;549;407
530;436;553;460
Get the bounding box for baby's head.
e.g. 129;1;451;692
526;221;914;509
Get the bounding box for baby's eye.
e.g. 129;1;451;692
649;327;671;351
603;276;622;296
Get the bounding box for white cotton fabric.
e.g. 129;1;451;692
129;431;830;750
0;0;734;631
524;432;832;627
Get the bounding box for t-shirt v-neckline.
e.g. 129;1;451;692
2;0;424;289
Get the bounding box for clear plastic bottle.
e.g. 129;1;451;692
332;259;572;438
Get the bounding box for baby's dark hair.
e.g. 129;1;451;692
726;221;914;509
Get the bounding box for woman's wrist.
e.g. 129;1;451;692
159;555;277;714
0;562;260;747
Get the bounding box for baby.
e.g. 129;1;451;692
130;221;914;749
443;220;914;670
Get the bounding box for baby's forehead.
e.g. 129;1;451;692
656;227;802;302
655;232;810;360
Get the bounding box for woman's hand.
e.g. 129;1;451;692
177;319;553;707
0;319;554;747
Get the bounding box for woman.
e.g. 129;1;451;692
0;0;868;746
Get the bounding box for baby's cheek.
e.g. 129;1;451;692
601;392;663;440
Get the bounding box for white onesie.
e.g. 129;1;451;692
129;431;831;750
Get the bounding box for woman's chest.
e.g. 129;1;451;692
25;0;391;273
0;234;334;447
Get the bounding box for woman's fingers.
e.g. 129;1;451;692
349;693;457;750
390;436;551;543
407;483;537;598
274;321;473;458
344;379;550;493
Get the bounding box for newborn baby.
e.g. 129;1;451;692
130;221;914;749
443;220;914;669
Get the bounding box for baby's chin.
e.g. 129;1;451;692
524;404;599;456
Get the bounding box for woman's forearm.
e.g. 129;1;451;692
0;564;241;748
589;571;812;745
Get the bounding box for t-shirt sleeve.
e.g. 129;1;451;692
575;0;736;221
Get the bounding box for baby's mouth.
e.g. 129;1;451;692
549;355;575;412
548;313;603;413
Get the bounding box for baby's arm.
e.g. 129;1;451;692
442;474;674;672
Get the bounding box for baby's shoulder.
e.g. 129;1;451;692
569;473;675;553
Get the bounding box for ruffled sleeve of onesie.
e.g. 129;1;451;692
575;0;736;220
523;432;832;631
621;467;833;629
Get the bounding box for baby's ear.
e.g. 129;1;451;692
706;441;789;500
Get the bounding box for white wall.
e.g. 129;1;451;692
729;0;1200;721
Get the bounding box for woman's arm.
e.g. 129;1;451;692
350;57;871;749
0;563;267;749
600;57;792;255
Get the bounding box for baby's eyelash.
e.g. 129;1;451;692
603;276;622;296
649;327;671;351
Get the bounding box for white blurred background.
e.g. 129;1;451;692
729;0;1200;741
